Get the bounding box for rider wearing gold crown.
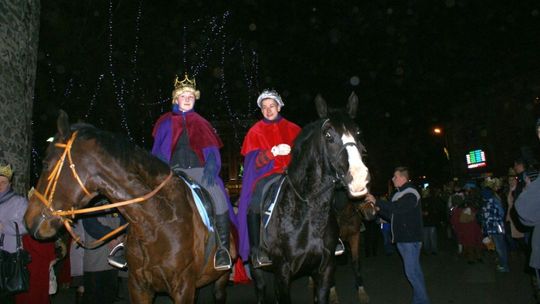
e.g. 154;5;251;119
151;73;233;271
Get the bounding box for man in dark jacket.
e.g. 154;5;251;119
366;167;430;304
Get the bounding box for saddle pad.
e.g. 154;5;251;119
179;176;214;232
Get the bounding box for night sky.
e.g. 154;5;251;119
34;1;540;192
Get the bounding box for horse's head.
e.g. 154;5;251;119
25;111;97;239
315;92;370;198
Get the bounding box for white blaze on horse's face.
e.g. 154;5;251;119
342;132;369;197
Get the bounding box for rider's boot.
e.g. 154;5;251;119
214;213;232;271
108;242;128;269
335;238;345;256
248;211;272;268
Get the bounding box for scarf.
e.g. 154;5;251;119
0;188;15;205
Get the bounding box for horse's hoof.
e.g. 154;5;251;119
329;286;340;304
358;286;370;304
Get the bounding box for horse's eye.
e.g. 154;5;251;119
325;132;334;142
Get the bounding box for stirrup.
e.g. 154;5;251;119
335;238;345;256
213;248;232;271
108;242;128;269
252;250;272;268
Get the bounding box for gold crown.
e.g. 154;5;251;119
172;73;200;100
0;164;13;180
174;73;197;90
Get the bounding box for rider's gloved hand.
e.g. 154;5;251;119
202;152;217;186
271;144;291;156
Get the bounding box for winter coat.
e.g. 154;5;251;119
377;182;424;243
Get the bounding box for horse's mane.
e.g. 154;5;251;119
68;123;170;178
288;120;327;178
289;108;360;175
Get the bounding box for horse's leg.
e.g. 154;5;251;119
314;261;336;304
128;277;155;304
309;275;318;302
171;282;196;304
251;266;267;304
213;272;229;304
349;231;370;304
274;263;292;304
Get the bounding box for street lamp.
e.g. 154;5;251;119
432;126;452;177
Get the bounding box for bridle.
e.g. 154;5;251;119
287;119;360;203
30;131;173;248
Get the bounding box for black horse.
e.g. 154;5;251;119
250;93;370;303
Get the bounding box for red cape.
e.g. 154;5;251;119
241;117;301;176
152;111;223;162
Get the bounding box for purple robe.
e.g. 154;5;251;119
236;150;274;260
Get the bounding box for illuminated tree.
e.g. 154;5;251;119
0;0;40;192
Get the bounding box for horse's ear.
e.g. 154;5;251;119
57;110;70;140
315;94;328;118
347;92;359;119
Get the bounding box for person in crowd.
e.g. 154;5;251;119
512;157;535;275
15;234;56;304
514;158;529;200
68;221;86;304
366;167;430;304
0;164;29;304
421;188;440;255
379;217;395;256
506;168;526;252
151;73;233;270
447;185;465;252
480;177;509;272
450;187;483;264
515;118;540;300
81;198;123;304
236;89;301;268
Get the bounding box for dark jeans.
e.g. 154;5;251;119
396;242;430;304
491;233;509;270
83;269;119;304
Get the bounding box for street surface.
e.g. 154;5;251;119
52;235;534;303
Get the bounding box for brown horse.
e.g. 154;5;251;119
335;190;376;304
24;111;235;303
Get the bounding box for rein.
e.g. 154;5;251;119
31;131;173;249
286;119;361;203
285;175;337;204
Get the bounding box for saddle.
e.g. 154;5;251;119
175;171;215;227
260;175;287;237
175;171;217;264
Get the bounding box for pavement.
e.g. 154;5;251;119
51;234;535;303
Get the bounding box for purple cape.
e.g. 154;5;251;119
236;150;274;260
151;112;238;229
